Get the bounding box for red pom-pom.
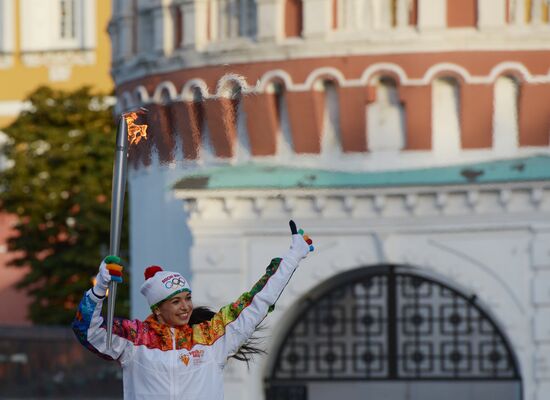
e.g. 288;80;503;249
144;265;163;280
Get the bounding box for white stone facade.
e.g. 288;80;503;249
126;156;550;400
114;1;550;399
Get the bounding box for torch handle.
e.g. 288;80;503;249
106;116;129;350
107;281;117;344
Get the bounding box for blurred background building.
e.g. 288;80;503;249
109;1;550;400
0;0;113;326
0;1;123;398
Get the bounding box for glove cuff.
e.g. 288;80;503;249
92;287;106;299
87;288;104;303
282;250;301;269
93;270;109;297
92;282;108;298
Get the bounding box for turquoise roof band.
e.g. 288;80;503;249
173;156;550;191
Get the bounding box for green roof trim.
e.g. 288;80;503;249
172;156;550;191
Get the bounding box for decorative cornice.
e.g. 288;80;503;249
112;30;550;85
0;53;13;69
176;180;550;221
21;49;95;68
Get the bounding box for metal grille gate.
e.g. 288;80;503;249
265;265;521;400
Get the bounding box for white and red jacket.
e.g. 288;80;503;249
72;256;298;400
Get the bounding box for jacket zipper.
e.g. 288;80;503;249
171;328;176;400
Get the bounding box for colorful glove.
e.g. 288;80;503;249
92;255;124;298
285;220;314;265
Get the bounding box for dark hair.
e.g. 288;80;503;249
189;306;265;366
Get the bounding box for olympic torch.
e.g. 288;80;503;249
106;115;128;349
106;110;148;349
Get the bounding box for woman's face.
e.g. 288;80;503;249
156;291;193;327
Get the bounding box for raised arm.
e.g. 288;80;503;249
72;256;132;361
193;221;314;362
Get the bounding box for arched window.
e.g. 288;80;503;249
320;80;342;156
493;76;519;155
432;77;461;158
193;88;215;160
272;82;295;158
153;89;175;163
367;76;406;152
266;265;522;400
229;83;251;161
159;88;172;105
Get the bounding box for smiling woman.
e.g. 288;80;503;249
157;291;193;325
141;266;194;326
72;220;314;400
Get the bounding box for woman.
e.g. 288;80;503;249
72;220;313;399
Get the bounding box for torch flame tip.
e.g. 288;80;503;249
124;111;148;146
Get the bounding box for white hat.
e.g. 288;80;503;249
139;266;192;309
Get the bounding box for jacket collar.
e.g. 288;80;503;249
144;315;193;350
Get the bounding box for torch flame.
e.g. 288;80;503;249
124;111;148;145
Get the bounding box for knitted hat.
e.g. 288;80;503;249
139;266;191;309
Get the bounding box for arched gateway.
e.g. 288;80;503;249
265;265;522;400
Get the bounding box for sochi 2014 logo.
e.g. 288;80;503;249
179;350;204;366
162;274;187;289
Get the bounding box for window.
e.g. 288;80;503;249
493;76;519;154
432;77;461;157
19;0;95;53
320;80;342;156
131;0;138;54
367;76;406;152
137;10;154;55
229;83;251;161
273;82;295;158
0;0;15;58
239;0;257;38
193;88;216;160
173;5;183;49
59;0;76;40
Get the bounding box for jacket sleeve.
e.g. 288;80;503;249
72;289;132;362
193;256;298;363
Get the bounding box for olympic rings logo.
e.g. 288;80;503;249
165;277;186;289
